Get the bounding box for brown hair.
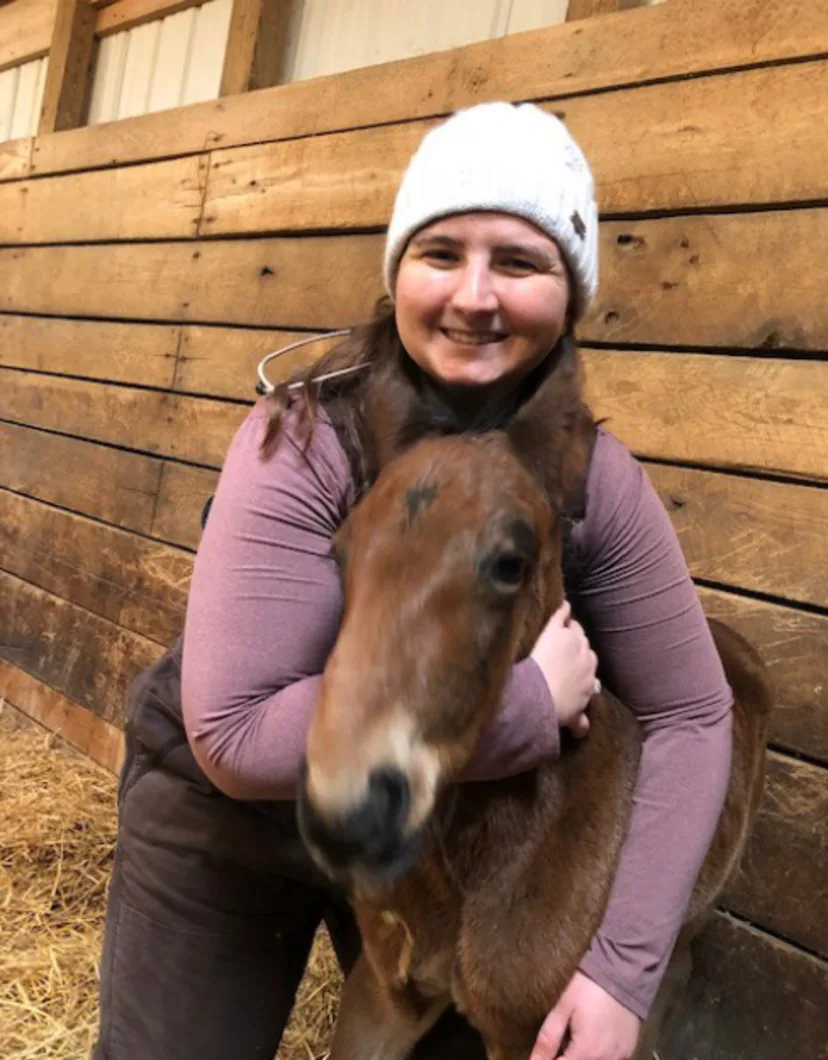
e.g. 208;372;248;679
260;297;399;461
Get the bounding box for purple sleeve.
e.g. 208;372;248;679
573;431;733;1019
181;403;558;801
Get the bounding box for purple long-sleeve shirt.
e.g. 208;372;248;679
181;401;732;1019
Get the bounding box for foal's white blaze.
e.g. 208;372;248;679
307;707;443;833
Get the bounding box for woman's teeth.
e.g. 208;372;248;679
442;329;505;345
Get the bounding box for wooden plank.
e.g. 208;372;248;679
0;659;125;773
26;0;828;178
648;464;828;609
201;59;828;234
38;0;97;134
700;588;828;765
0;368;249;467
176;322;334;396
584;350;828;482
662;912;828;1060
5;208;828;352
152;461;218;548
0;153;206;242
0;236;385;327
96;0;203;37
566;0;623;20
0;0;58;73
0;136;31;180
1;569;163;724
724;752;828;959
0;421;161;532
585;210;828;352
0;314;180;387
0;488;191;644
220;0;295;95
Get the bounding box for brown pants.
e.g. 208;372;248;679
93;737;486;1059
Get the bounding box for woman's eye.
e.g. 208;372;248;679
423;249;458;264
501;257;536;273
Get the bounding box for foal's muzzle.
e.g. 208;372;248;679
297;761;422;883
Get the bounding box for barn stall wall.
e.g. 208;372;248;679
0;0;826;1055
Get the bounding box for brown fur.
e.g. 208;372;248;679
300;335;773;1060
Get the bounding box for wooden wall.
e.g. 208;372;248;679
0;0;826;1054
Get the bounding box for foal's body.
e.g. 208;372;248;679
298;344;772;1059
331;620;768;1060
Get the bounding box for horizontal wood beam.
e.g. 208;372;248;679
19;0;828;180
0;0;58;73
0;658;125;773
95;0;204;38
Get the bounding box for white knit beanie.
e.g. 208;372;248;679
383;102;599;319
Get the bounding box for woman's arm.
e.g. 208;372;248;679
181;402;561;800
573;430;733;1019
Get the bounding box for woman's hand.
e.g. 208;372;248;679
530;602;598;739
531;971;640;1060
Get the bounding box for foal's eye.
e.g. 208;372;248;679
480;550;528;595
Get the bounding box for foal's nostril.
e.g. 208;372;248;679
297;762;413;874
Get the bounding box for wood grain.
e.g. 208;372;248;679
0;314;180;387
662;912;828;1059
25;0;828;178
199;59;828;235
0;368;249;467
0;0;57;73
0;154;206;242
725;752;828;958
584;350;828;482
0;658;125;773
566;0;623;19
95;0;203;36
0;137;33;180
1;569;162;723
585;210;828;351
37;0;96;134
0;488;191;644
0;421;162;531
649;464;828;609
700;588;828;765
220;0;294;95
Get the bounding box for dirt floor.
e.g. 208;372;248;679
0;710;341;1059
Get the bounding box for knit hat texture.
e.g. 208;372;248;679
383;101;599;318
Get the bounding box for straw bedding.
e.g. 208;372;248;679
0;715;341;1059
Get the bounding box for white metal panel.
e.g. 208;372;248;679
10;58;45;139
0;65;20;142
181;0;233;106
148;8;197;113
283;0;504;83
506;0;569;34
88;31;129;125
119;21;162;119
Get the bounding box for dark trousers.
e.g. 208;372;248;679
93;738;486;1059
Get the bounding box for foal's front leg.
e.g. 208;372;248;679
330;953;448;1060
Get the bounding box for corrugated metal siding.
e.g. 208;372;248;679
0;57;47;140
87;0;233;125
281;0;573;83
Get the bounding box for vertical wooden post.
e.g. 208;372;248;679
566;0;624;20
220;0;295;96
38;0;96;134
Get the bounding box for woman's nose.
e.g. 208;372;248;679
450;262;499;315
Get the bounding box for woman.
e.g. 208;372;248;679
94;102;732;1060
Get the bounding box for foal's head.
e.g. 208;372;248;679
297;433;562;888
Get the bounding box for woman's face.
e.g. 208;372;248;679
394;212;571;393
